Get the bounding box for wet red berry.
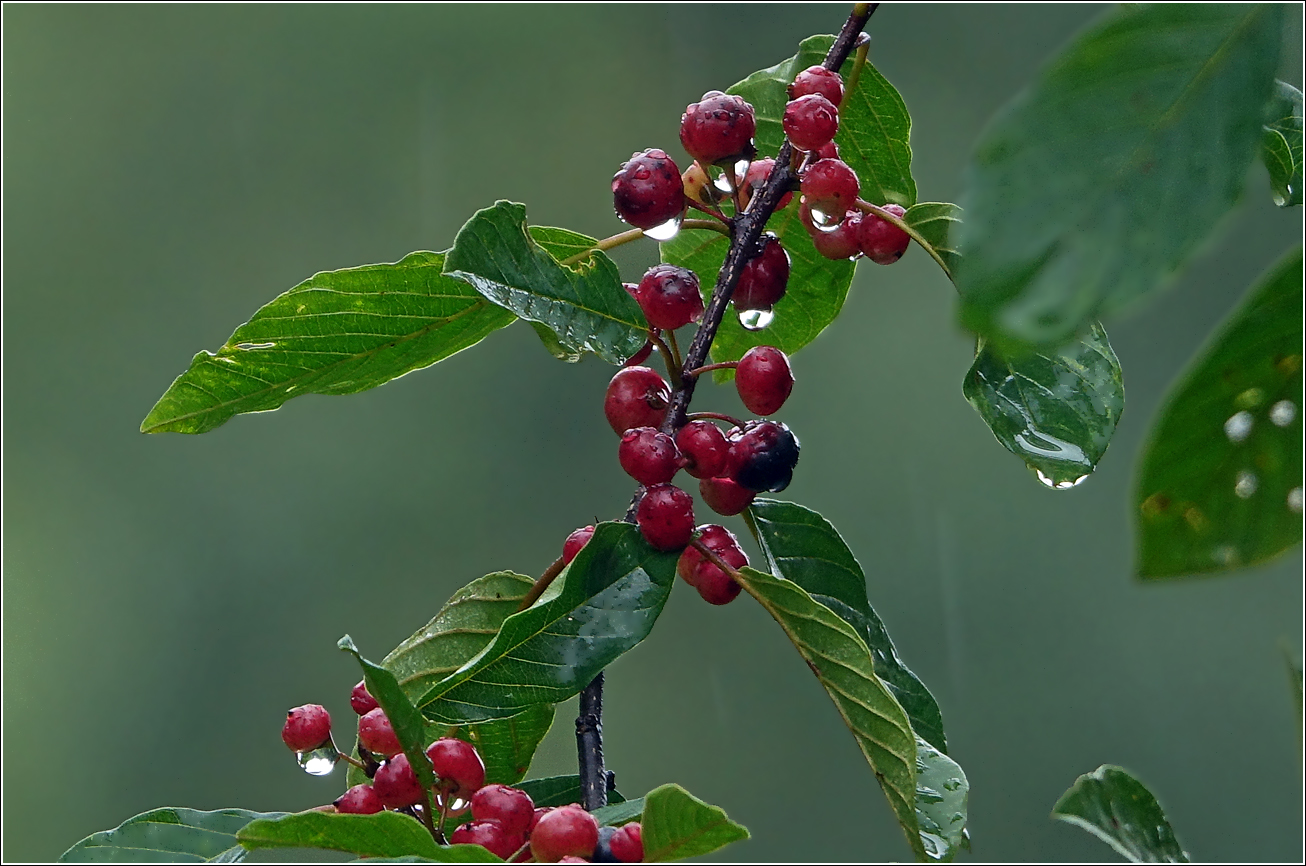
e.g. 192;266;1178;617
613;149;685;230
282;704;331;752
334;784;384;815
451;819;526;860
427;737;486;800
636;484;695;551
857;203;911;264
733;234;789;312
349;681;379;716
610;822;644;863
783;93;839;152
634;264;703;331
800;158;859;222
373;754;425;809
699;476;756;516
740;158;792;212
680;91;757;165
728;421;800;493
735;346;794;416
531;805;600;862
814;140;840;161
357;707;402;757
789;66;844;107
563;525;595;565
800;201;862;260
676;420;730;479
677;525;747;605
619;427;681;486
471;784;535;836
604;366;671;434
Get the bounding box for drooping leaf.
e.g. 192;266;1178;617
1135;246;1303;578
1263;80;1304;207
592;798;645;827
904;202;963;280
338;636;436;790
640;784;749;863
731;566;926;860
237;811;499;862
515;775;625;809
61;808;283;863
914;738;970;862
141;251;515;434
957;4;1285;349
964;321;1125;489
1052;765;1189;863
415;522;678;723
443;202;646;365
744;499;948;754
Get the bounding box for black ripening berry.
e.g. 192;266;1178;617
728;420;801;493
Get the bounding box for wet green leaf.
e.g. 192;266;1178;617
1135;246;1303;577
1052;765;1189;863
914;738;970;862
140;251;515;434
964;322;1125;489
444;202;646;365
515;775;625;809
338;636;435;790
414;522;678;723
1263;80;1303;207
640;784;749;862
237;811;499;861
745;499;948;754
61;808;282;862
957;4;1284;349
904;202;962;280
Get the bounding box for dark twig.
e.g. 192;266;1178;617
577;671;607;810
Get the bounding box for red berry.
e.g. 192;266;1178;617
610;823;644;863
619;427;681;486
563;525;595;565
728;421;800;493
740;158;792;212
530;808;554;833
799;201;862;260
282;704;331;752
350;680;379;716
857;203;911;264
612;149;684;230
427;737;486;800
357;707;402;757
676;420;730;479
789;66;845;107
451;819;526;860
634;264;703;331
814;140;840;161
471;784;535;836
735;346;794;416
531;805;600;862
680;91;756;165
334;784;384;815
800;158;859;223
372;754;424;809
733;234;789;312
783;93;839;152
636;484;695;551
557;859;589;865
604;366;671;435
677;525;747;605
698;476;756;516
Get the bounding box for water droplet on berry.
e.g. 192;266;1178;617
297;744;339;776
809;207;840;230
1224;411;1253;442
737;308;775;331
714;173;733;193
643;215;683;241
1034;469;1089;490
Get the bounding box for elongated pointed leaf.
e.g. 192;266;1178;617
905;203;962;280
443;202;646;365
339;636;436;790
415;522;678;723
237;811;499;861
732;566;925;860
640;784;749;863
744;499;948;754
957;4;1285;349
964;322;1125;489
914;738;970;862
1263;80;1303;207
1052;765;1189;863
1135;246;1303;577
515;775;625;809
592;798;645;828
61;808;283;862
141;251;515;434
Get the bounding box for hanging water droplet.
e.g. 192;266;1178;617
1289;487;1304;513
1234;470;1258;499
737;308;775;331
1034;469;1089;490
643;215;682;241
713;172;733;193
1223;411;1253;443
296;743;339;776
1269;400;1296;427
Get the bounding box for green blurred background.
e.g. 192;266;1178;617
4;4;1302;862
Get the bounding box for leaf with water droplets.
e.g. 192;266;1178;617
640;784;749;862
1263;80;1303;208
964;321;1125;489
914;738;970;863
1135;246;1303;578
60;808;284;863
956;4;1285;349
1052;765;1189;863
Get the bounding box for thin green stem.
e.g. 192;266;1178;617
845;33;870;94
558;220;729;266
664;328;684;375
336;752;367;771
686;411;747;428
650;331;683;389
418;791;439;843
684;361;737;379
516;555;567;613
858;201;951;278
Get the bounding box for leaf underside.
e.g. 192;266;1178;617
60;807;284;863
639;784;750;863
1052;765;1189;863
1262;79;1304;208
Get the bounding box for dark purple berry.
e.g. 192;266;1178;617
372;753;424;809
800;201;862;260
471;784;535;837
800;158;859;222
735;346;794;416
676;420;730;479
698;476;756;517
613;149;684;230
636;484;695;551
334;784;384;815
619;427;681;486
350;680;379;716
605;367;671;435
282;704;331;752
451;820;526;860
789;65;845;107
562;525;595;565
680;91;756;165
634;264;703;331
857;203;911;264
728;421;800;493
733;234;789;312
427;737;486;800
594;826;620;864
358;707;402;757
783;93;839;152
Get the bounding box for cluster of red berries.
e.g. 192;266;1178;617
281;689;643;862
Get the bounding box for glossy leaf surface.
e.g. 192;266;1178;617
516;775;625;809
444;202;646;365
141;251;514;434
1052;765;1189;863
61;808;281;863
640;784;749;863
957;4;1284;349
339;636;436;790
745;499;948;753
904;202;962;280
414;522;678;723
237;811;498;862
1135;246;1303;577
964;322;1125;489
1263;80;1303;207
914;738;970;862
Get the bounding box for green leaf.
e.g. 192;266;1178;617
904;203;963;280
338;636;436;790
238;811;500;861
592;798;644;827
61;808;283;863
414;522;678;723
1263;80;1304;207
964;321;1125;489
640;784;749;862
731;566;926;860
516;775;625;809
914;738;970;862
1052;765;1189;863
141;251;515;434
443;202;646;365
1135;246;1303;577
744;499;948;754
956;4;1285;349
457;705;556;786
